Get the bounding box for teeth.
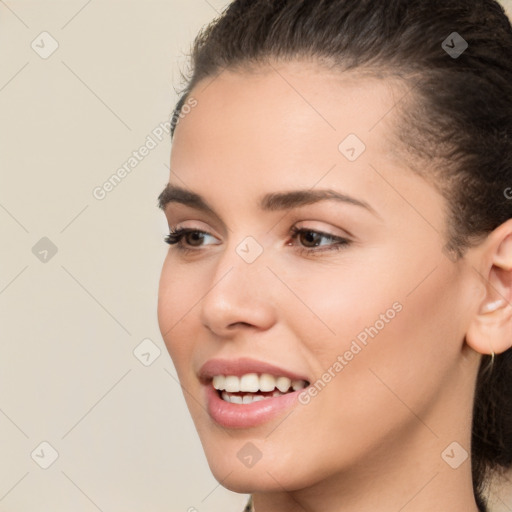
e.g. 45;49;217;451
240;373;260;392
276;376;291;393
212;375;225;390
212;373;307;393
243;394;265;404
224;375;240;392
259;373;277;392
292;380;304;391
212;373;309;393
221;391;269;404
216;374;309;405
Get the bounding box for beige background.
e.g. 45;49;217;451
1;1;511;511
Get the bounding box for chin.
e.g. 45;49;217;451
202;445;318;494
209;465;290;494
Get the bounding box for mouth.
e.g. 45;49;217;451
212;373;309;404
199;358;311;428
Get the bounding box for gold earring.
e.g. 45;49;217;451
484;341;496;375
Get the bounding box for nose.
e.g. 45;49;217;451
199;243;277;337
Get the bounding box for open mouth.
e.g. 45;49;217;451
201;361;313;428
212;373;310;404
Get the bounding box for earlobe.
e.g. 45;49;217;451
466;291;512;357
478;298;507;315
465;220;512;356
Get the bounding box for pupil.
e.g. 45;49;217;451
301;231;319;248
188;233;203;246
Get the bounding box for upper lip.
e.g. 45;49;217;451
199;357;310;383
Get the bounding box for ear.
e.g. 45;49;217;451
466;218;512;356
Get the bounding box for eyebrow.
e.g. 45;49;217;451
157;184;379;218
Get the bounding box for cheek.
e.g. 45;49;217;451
301;258;464;431
277;257;401;363
285;245;454;379
157;258;201;369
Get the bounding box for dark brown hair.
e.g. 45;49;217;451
169;1;512;510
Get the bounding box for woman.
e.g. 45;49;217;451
157;1;512;511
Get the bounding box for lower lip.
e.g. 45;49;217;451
204;383;303;429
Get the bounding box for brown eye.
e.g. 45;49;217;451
288;226;351;256
164;228;219;251
184;231;206;246
297;230;324;248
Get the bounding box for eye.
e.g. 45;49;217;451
164;227;219;253
163;226;352;256
288;226;351;256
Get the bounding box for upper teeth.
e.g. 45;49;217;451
212;373;308;393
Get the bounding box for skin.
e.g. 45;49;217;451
157;60;512;512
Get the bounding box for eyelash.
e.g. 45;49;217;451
163;226;351;256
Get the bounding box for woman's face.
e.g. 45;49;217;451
157;62;480;493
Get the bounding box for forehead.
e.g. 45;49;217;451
171;63;415;199
172;62;407;170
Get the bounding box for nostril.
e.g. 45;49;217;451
228;321;252;329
